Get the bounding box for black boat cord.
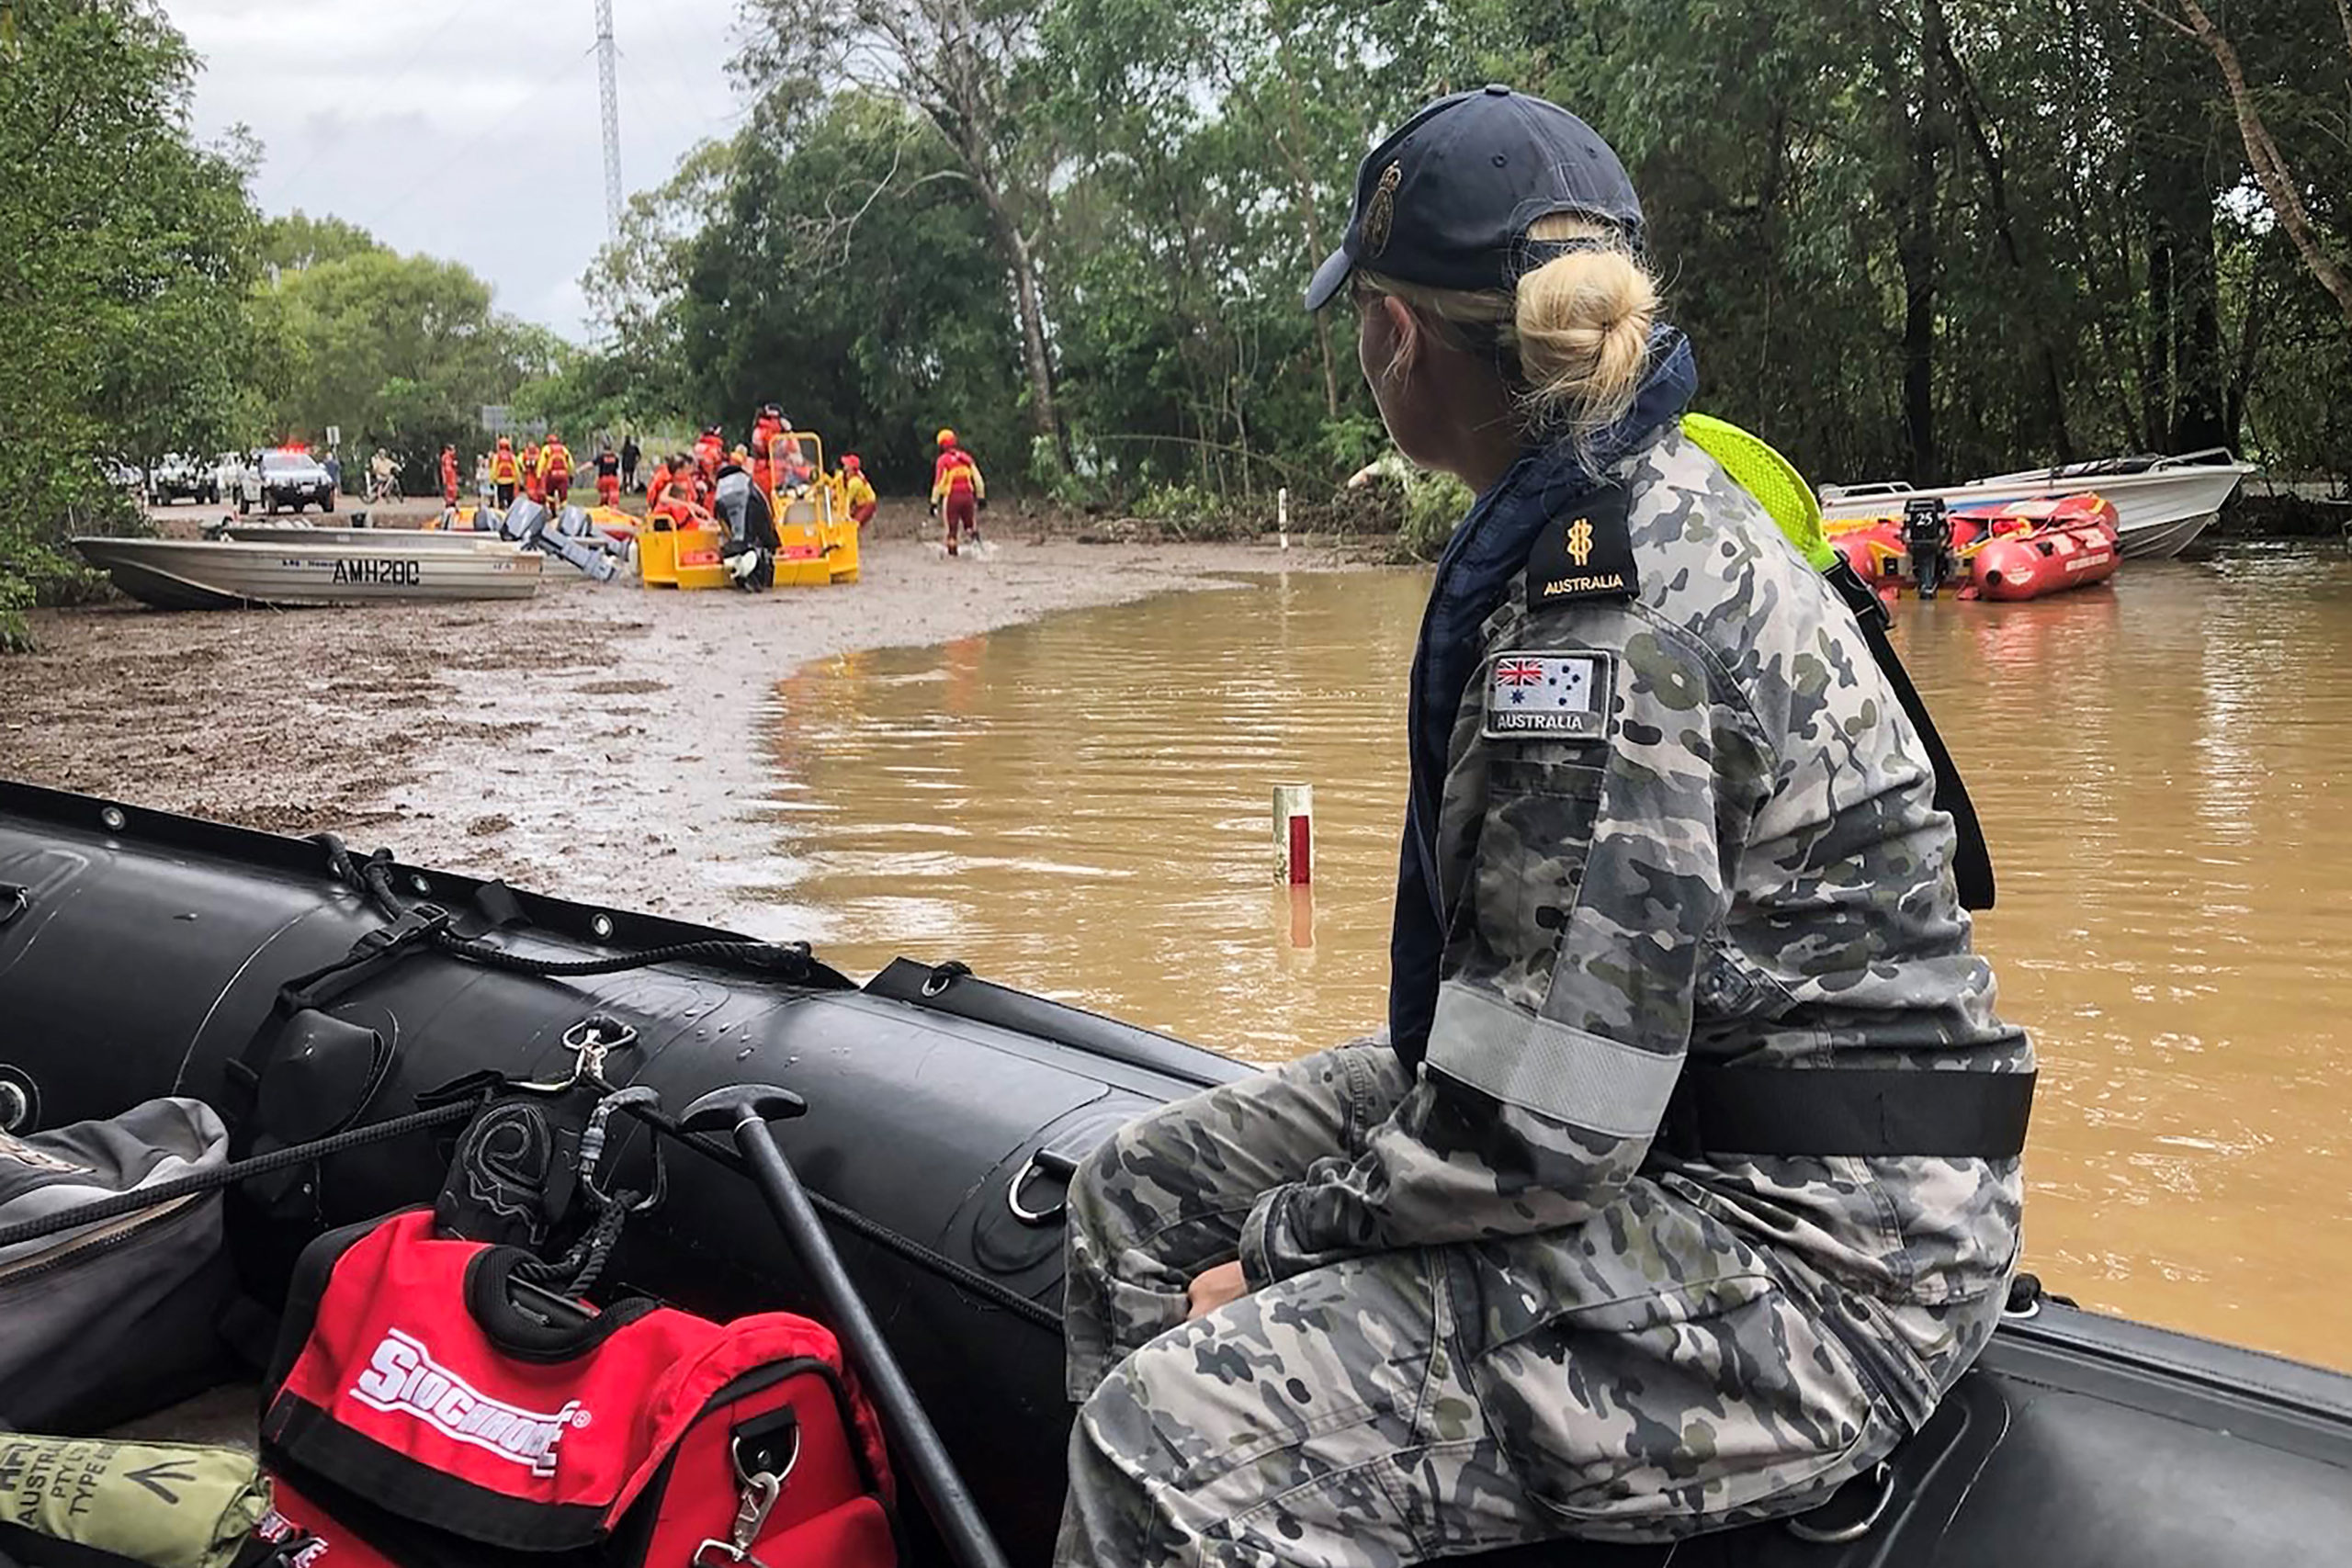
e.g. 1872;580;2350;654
514;1084;662;1299
318;836;823;981
0;1100;481;1252
312;837;1068;1335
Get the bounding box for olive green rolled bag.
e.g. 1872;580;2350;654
0;1436;269;1568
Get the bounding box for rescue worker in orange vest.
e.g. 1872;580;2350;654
749;404;787;497
539;432;574;509
522;441;545;505
595;441;622;509
652;456;708;529
645;455;673;519
841;454;877;525
490;437;520;508
439;445;460;507
694;426;726;491
930;428;986;557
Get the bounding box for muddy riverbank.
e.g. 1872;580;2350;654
2;536;1356;928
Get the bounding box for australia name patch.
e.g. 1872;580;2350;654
1482;651;1611;740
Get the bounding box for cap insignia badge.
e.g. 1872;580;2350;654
1363;163;1402;257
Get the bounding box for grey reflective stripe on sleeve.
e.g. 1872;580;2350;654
1426;981;1682;1139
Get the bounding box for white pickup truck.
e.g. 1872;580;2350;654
238;449;337;514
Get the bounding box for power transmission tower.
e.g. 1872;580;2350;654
594;0;624;240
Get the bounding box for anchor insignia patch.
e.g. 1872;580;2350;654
1527;485;1638;609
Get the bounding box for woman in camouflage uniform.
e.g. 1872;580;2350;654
1055;88;2035;1568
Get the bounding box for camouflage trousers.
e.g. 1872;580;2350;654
1057;1046;1973;1568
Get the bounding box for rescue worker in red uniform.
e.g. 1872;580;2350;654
540;433;574;509
694;426;726;491
439;445;460;507
842;455;877;525
595;442;622;508
522;441;545;505
930;429;986;556
490;438;520;508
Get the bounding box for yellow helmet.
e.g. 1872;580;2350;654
936;428;957;448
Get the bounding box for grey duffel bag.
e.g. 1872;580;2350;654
0;1097;236;1433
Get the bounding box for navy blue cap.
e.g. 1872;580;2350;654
1304;85;1643;311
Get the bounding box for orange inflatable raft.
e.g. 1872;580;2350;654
1830;493;2121;601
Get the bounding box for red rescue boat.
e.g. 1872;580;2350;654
1955;493;2121;600
1828;493;2121;602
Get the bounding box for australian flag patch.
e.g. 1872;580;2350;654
1480;651;1611;741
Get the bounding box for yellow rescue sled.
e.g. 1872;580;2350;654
767;432;862;587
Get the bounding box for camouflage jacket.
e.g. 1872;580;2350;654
1239;425;2032;1329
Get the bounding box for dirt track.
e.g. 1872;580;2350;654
4;529;1354;931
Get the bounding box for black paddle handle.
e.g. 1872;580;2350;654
700;1092;1012;1568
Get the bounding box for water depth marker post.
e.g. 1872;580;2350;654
1273;784;1314;886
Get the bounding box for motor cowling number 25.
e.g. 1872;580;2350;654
331;558;423;587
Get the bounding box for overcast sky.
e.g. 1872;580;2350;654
169;0;749;339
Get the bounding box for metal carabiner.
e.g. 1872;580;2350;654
691;1430;800;1568
577;1084;667;1215
691;1470;782;1568
560;1014;638;1087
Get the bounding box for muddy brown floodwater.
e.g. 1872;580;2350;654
2;536;1339;921
752;547;2352;1372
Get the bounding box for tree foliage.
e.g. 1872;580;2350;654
581;0;2352;510
252;219;562;478
0;0;261;648
7;0;2351;656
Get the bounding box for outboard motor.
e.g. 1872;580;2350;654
1905;496;1954;600
499;497;548;546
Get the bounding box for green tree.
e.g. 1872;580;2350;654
736;0;1069;465
253;227;557;477
582;96;1028;488
594;0;2352;529
0;0;265;649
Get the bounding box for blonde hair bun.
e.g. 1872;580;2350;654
1512;220;1658;441
1352;212;1664;446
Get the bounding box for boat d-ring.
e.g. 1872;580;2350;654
921;961;973;999
0;1066;38;1134
1006;1146;1080;1227
1785;1461;1895;1546
0;884;28;931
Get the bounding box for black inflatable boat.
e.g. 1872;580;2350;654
2;777;2348;1567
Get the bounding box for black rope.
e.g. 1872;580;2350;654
437;932;817;980
518;1194;635;1297
0;1100;481;1253
302;838;1059;1335
313;836;820;985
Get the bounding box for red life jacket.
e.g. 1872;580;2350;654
936;452;977;500
254;1211;896;1568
